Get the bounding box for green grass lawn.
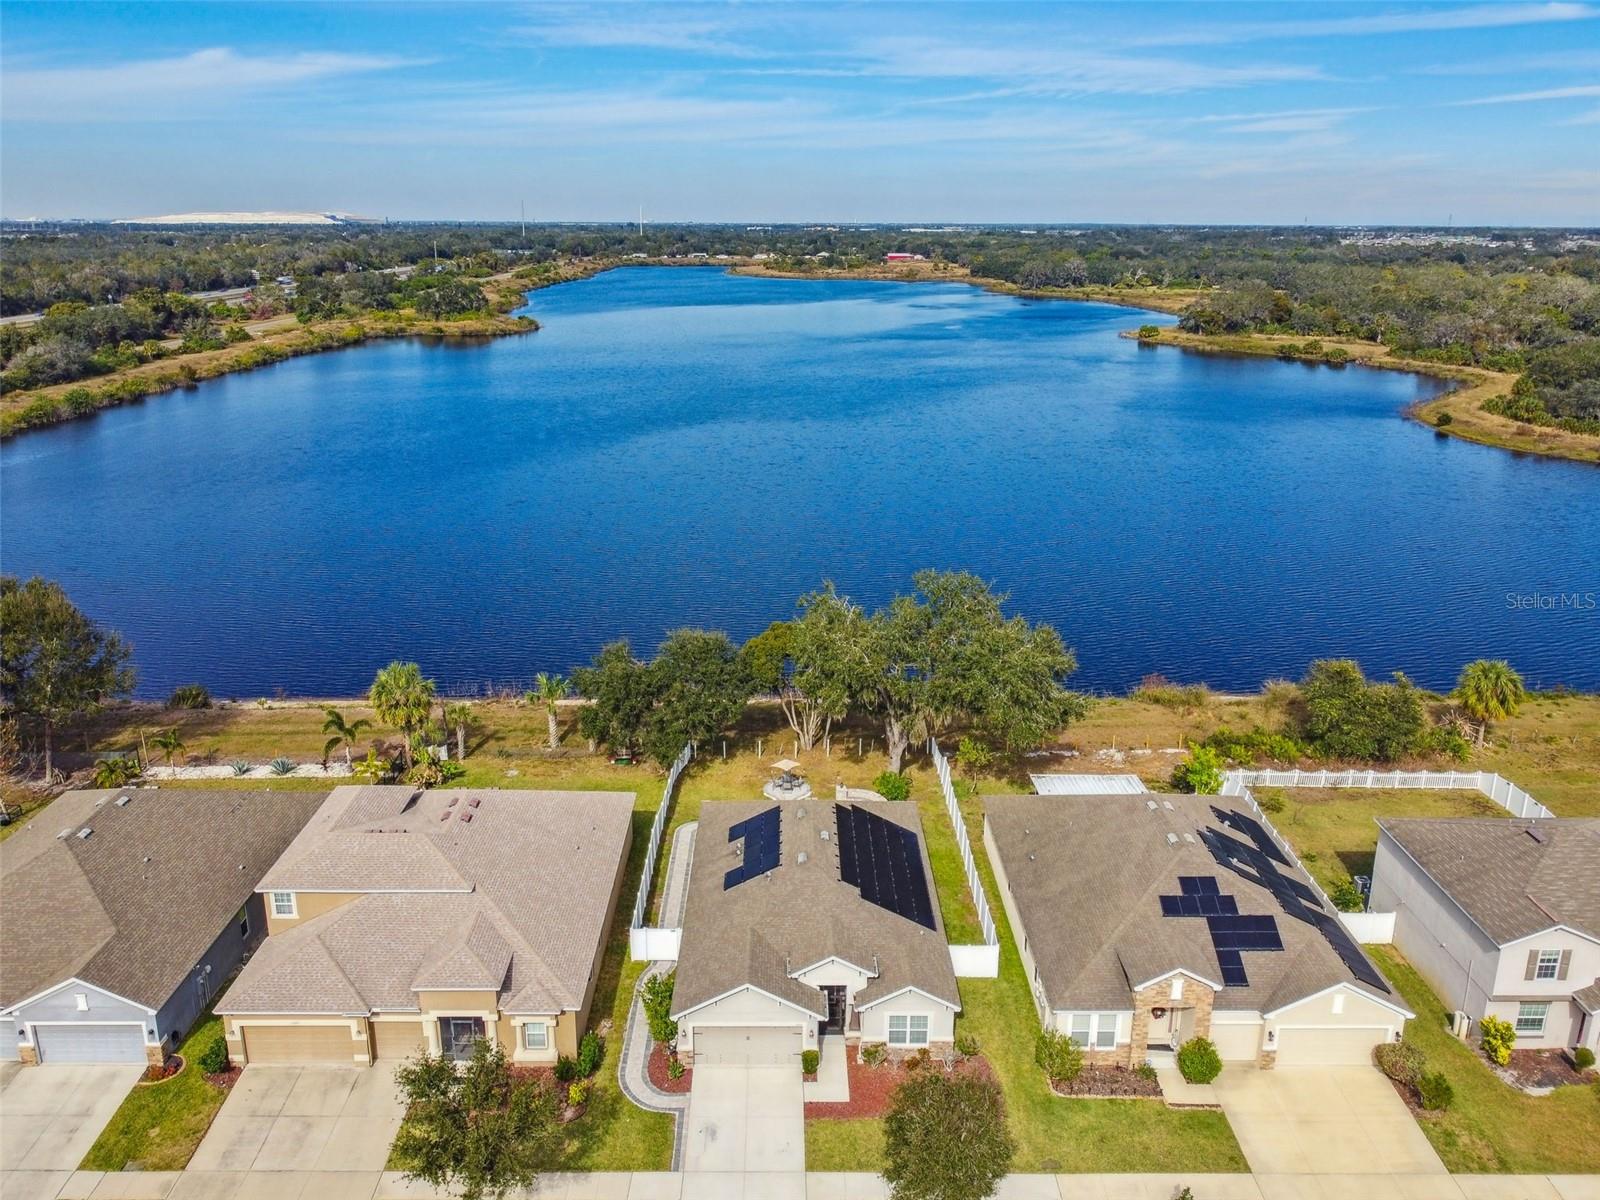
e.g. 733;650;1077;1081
1368;946;1600;1173
806;1116;885;1170
80;1013;229;1171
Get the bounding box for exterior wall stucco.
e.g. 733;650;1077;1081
679;988;815;1059
262;891;362;936
983;818;1050;1023
856;990;957;1047
0;1019;16;1061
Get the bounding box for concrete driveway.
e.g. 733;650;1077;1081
0;1062;143;1172
1213;1065;1447;1176
681;1064;803;1175
187;1064;405;1174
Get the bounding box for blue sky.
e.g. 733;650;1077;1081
2;1;1597;224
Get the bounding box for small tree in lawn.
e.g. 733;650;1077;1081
573;641;655;760
1454;659;1526;747
368;661;436;769
529;672;569;750
884;1071;1015;1200
956;735;993;795
441;701;474;762
321;707;371;768
151;727;187;773
392;1038;561;1200
642;970;678;1046
1171;744;1225;794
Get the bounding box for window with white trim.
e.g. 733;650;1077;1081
522;1023;548;1051
1516;1002;1549;1034
236;906;250;937
270;891;296;918
888;1014;930;1046
1534;950;1561;980
1064;1012;1118;1050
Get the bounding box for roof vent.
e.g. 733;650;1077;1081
467;797;481;808
439;810;451;821
76;827;93;840
1165;832;1178;846
820;829;831;841
459;811;473;823
797;807;807;820
1182;833;1197;844
115;795;131;807
797;851;809;864
56;828;74;840
94;797;108;807
1146;800;1158;811
1162;801;1175;811
447;796;459;807
1524;826;1545;844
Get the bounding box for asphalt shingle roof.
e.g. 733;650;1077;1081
0;788;325;1011
1376;817;1600;944
219;786;634;1017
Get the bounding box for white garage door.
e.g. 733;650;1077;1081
34;1023;147;1063
693;1026;802;1066
1275;1026;1388;1065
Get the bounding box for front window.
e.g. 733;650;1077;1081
1067;1013;1117;1049
1516;1002;1549;1035
888;1014;929;1046
1069;1013;1092;1047
1095;1017;1116;1050
521;1023;548;1051
236;906;250;937
439;1017;486;1061
1534;951;1561;980
270;891;296;918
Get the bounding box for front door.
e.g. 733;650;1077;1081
823;986;847;1033
439;1017;486;1061
1148;1007;1175;1048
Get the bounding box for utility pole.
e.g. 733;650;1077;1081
520;199;526;245
638;204;644;237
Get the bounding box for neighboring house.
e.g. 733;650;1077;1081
0;788;325;1064
672;799;959;1065
1370;817;1599;1053
984;793;1412;1069
216;786;633;1066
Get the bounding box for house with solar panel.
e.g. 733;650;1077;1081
983;793;1413;1068
671;800;960;1065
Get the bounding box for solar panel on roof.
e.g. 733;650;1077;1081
724;806;782;890
1215;948;1250;987
833;804;936;930
835;805;859;885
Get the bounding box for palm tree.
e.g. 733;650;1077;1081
368;661;437;768
321;707;372;768
1455;659;1527;746
442;702;474;762
151;727;186;773
529;673;569;750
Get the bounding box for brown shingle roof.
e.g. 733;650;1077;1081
0;788;325;1011
219;786;633;1017
672;800;959;1019
1377;817;1600;943
985;793;1399;1015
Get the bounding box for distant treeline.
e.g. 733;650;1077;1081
4;222;1597;422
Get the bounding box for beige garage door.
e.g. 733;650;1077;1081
1210;1022;1263;1062
693;1026;802;1066
1275;1026;1388;1065
372;1021;427;1061
241;1024;357;1064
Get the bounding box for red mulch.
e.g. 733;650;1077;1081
141;1054;183;1083
1050;1065;1163;1098
647;1043;692;1094
804;1045;994;1119
204;1064;243;1090
1498;1049;1597;1090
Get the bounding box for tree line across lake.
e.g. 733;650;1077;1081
0;571;1535;791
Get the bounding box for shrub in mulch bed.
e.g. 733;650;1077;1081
646;1043;692;1095
1496;1048;1598;1091
1049;1065;1163;1099
804;1045;994;1119
140;1054;184;1084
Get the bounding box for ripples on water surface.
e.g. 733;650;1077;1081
2;267;1596;697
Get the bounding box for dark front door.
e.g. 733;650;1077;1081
823;986;847;1033
439;1017;486;1061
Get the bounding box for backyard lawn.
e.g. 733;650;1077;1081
80;1012;230;1171
1368;946;1600;1174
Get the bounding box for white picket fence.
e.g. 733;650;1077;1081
628;743;693;962
930;739;1000;977
1223;768;1555;819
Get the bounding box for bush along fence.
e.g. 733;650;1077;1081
929;739;1000;978
629;743;693;963
1224;768;1555;820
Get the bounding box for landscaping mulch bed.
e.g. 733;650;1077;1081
140;1054;183;1084
646;1043;691;1095
1049;1065;1163;1099
204;1064;243;1090
1495;1049;1597;1092
804;1045;994;1119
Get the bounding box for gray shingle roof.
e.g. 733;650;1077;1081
219;786;633;1017
1377;817;1600;944
0;788;326;1011
985;793;1399;1015
672;800;959;1019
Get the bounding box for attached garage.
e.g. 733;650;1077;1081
691;1026;803;1066
1209;1020;1264;1062
1274;1026;1388;1065
240;1023;357;1064
371;1020;427;1061
33;1023;147;1063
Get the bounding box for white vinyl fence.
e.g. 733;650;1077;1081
1224;769;1555;819
629;743;692;963
1338;911;1396;944
930;739;1000;978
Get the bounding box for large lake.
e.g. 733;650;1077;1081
3;267;1597;698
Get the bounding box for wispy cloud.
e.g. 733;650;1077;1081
1175;107;1376;135
1139;2;1596;45
508;12;770;58
1;47;418;121
1451;83;1600;104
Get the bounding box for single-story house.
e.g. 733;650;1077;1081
671;799;960;1065
1;787;325;1064
984;793;1412;1068
1369;816;1599;1053
216;786;633;1066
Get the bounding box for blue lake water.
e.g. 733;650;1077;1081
2;266;1597;698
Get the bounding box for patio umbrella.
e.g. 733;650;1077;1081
772;758;802;773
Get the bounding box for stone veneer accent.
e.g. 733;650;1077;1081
1129;975;1216;1067
1257;1046;1278;1070
17;1045;37;1066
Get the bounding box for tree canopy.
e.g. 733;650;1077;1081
1454;659;1527;745
367;660;436;767
884;1071;1015;1200
1298;659;1428;762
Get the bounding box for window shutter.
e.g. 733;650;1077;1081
1557;950;1571;981
1524;950;1539;981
